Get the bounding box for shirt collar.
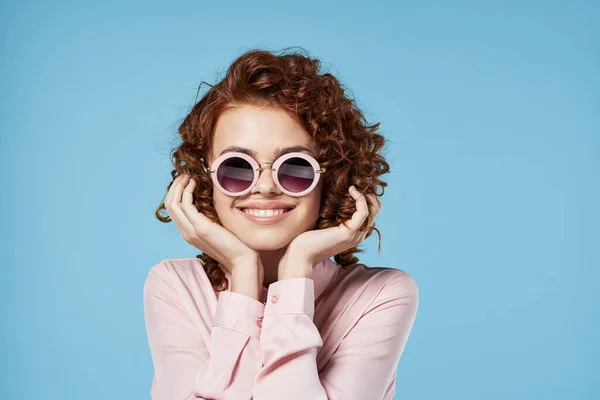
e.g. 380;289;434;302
218;258;340;304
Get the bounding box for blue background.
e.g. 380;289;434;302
1;1;598;399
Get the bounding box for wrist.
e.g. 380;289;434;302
230;255;263;277
230;258;264;301
278;258;314;281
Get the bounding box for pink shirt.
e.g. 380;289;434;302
143;257;419;400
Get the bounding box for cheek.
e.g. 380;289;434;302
302;191;322;218
212;192;233;217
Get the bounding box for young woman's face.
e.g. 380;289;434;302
209;104;323;251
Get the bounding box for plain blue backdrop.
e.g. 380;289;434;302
1;1;598;399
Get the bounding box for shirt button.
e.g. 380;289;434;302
271;295;279;304
256;318;263;327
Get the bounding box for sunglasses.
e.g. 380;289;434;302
201;151;326;197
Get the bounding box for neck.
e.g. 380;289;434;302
258;248;286;288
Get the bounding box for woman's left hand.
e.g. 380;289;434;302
278;185;382;280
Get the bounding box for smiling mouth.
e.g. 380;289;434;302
239;207;295;216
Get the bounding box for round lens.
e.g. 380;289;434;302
217;157;254;193
277;157;315;193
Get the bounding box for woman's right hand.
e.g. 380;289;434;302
164;173;260;272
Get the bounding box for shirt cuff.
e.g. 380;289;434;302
264;278;315;318
213;290;266;340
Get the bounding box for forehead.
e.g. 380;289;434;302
212;104;315;160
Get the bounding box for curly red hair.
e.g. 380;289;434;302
155;47;390;293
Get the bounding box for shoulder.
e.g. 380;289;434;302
347;265;419;331
379;266;419;301
143;258;223;334
336;263;419;308
144;257;216;295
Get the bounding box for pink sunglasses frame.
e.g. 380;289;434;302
201;151;326;197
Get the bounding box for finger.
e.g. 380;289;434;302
366;193;381;214
373;193;382;208
165;174;187;215
165;174;185;208
365;193;380;228
370;193;382;216
180;177;210;233
167;174;196;234
344;186;370;232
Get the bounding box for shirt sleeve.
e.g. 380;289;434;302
252;273;419;400
143;262;266;400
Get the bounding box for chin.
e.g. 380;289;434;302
237;230;296;251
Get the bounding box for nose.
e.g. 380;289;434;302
252;162;281;195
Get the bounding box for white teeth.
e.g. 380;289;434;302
243;208;288;217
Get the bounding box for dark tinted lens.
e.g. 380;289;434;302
217;157;254;193
278;157;315;193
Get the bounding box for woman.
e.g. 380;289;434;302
144;47;419;400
